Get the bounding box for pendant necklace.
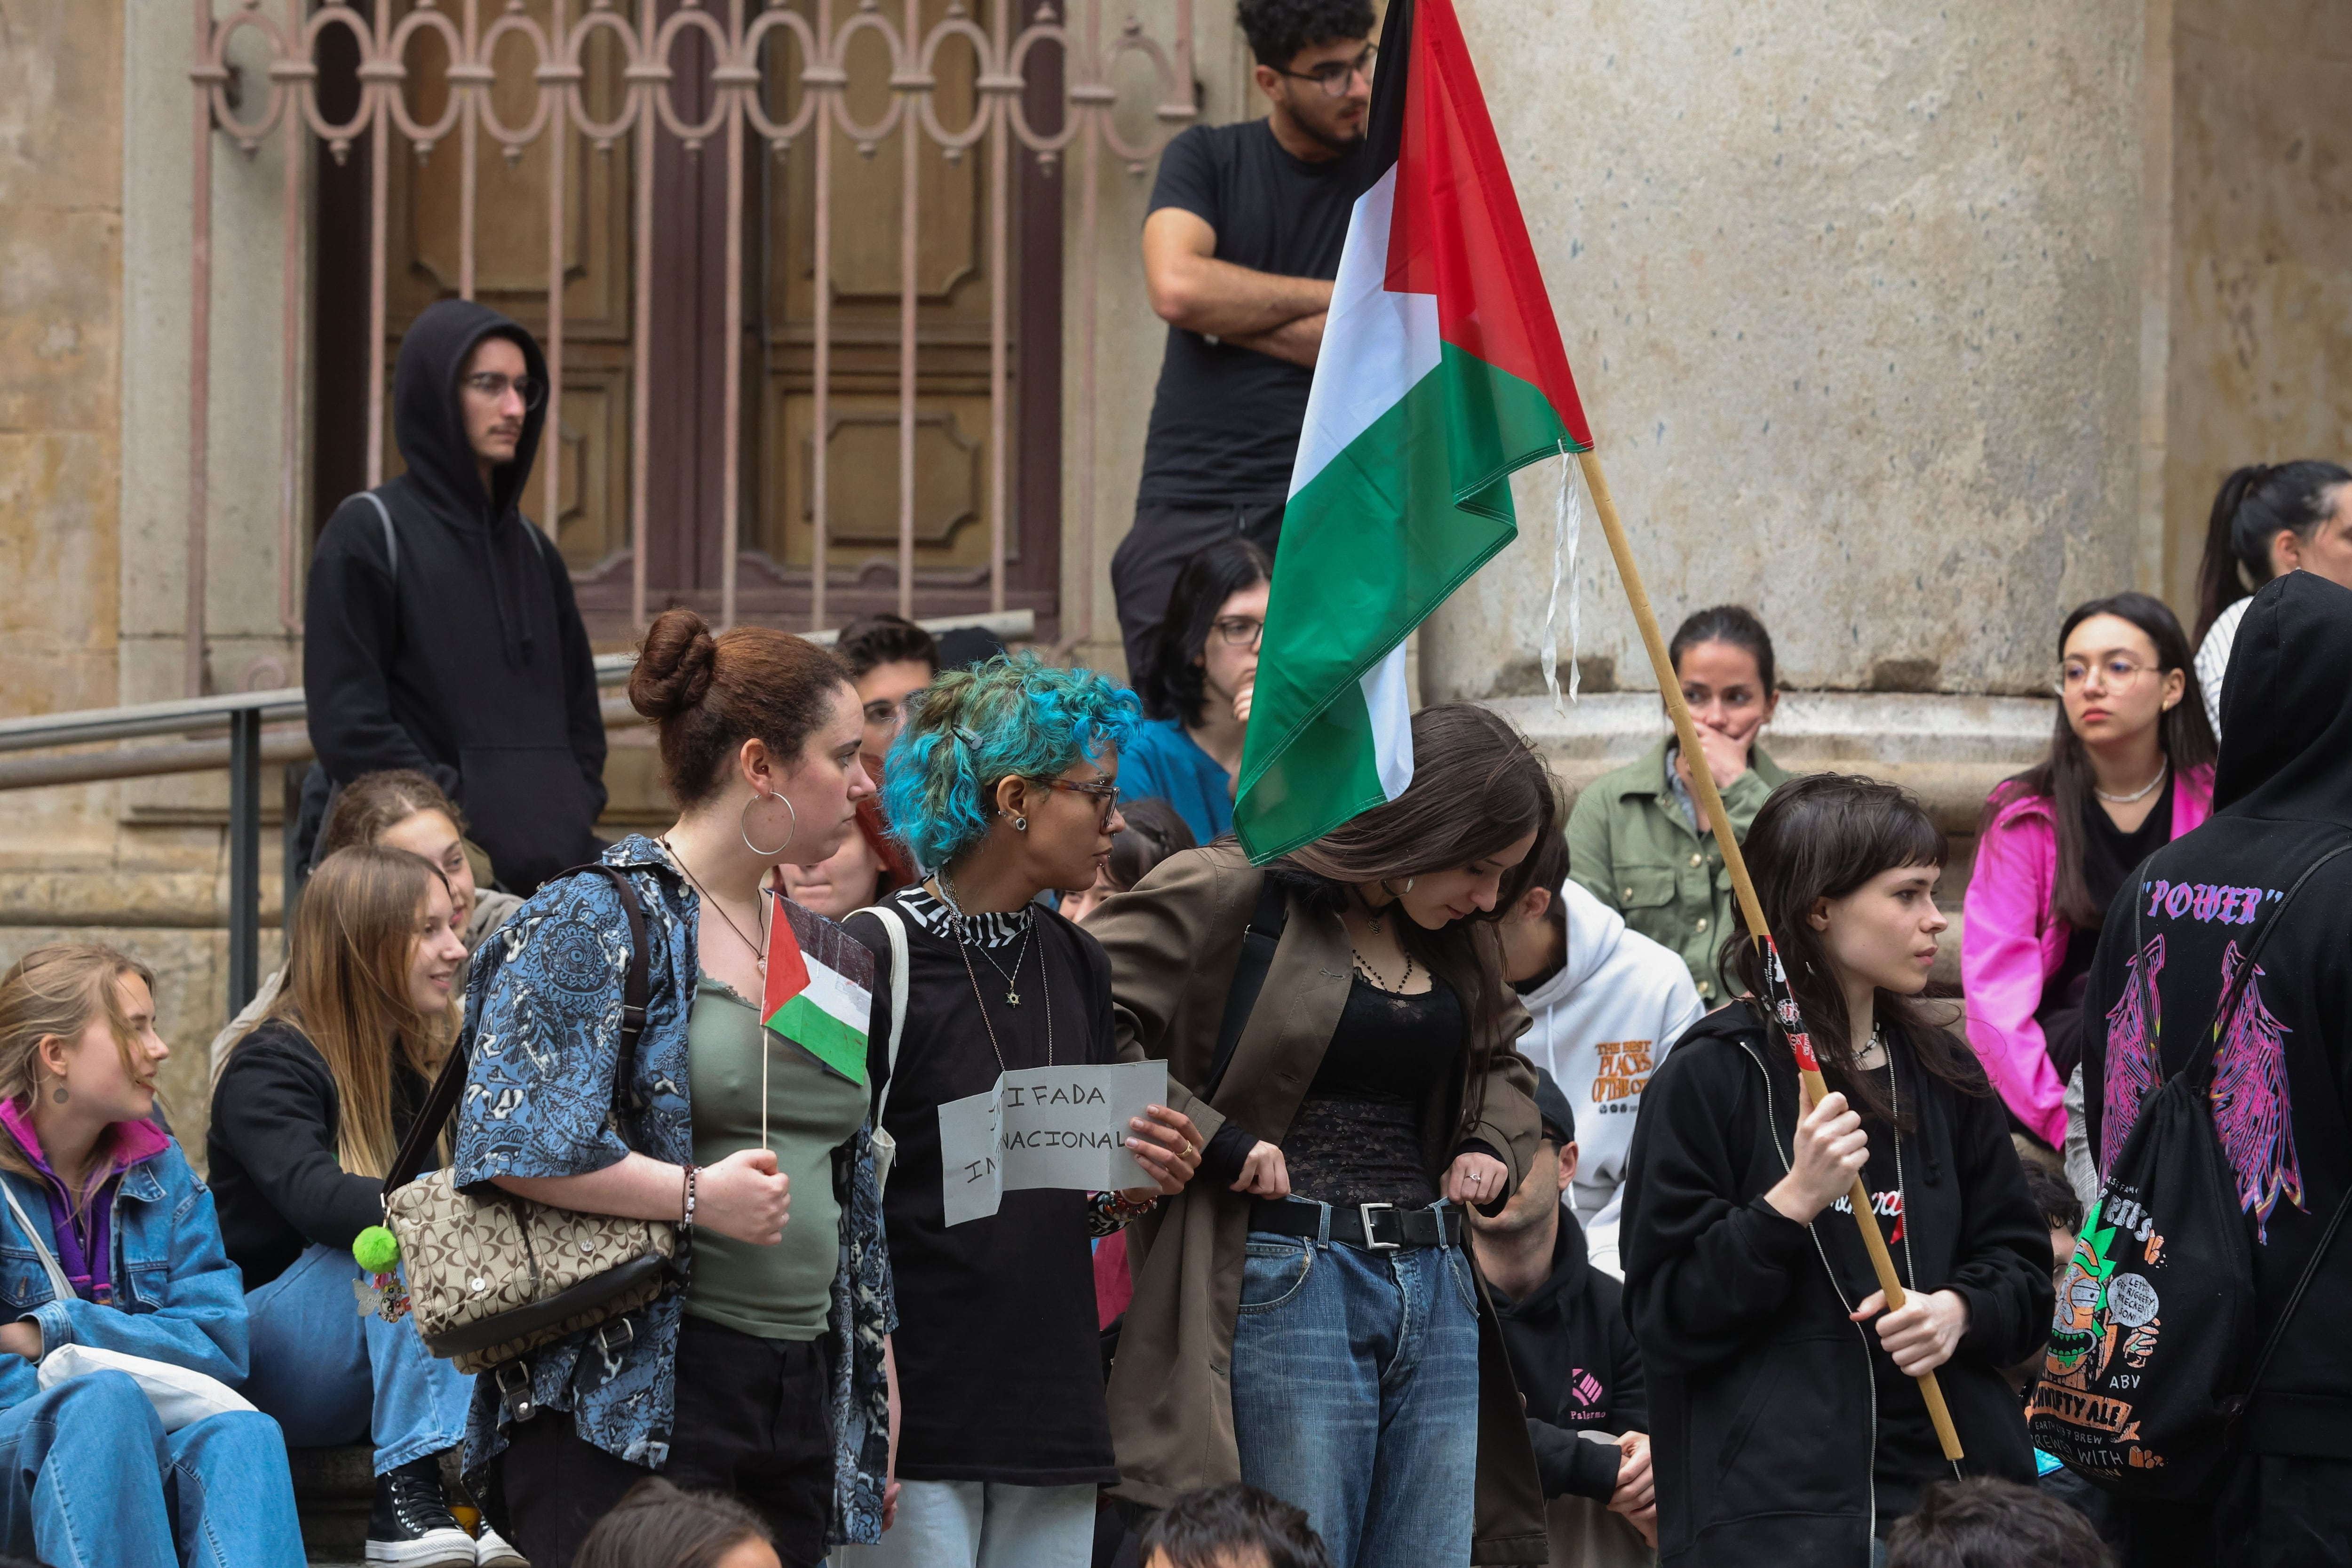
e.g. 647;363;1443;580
2094;763;2168;805
969;919;1036;1007
932;873;1053;1069
663;838;768;975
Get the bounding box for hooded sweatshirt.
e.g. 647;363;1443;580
1515;879;1706;1277
1621;1002;2050;1566
2080;572;2352;1461
1484;1202;1648;1502
303;299;606;895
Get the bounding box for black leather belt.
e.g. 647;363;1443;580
1249;1199;1460;1251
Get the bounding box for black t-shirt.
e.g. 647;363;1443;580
2038;774;2177;1081
843;886;1120;1486
1284;977;1462;1210
1138;119;1361;508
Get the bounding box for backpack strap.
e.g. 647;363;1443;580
1198;874;1289;1105
352;491;398;585
383;862;651;1204
851;904;912;1129
2182;840;2352;1097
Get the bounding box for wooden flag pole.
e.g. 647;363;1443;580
1574;447;1965;1462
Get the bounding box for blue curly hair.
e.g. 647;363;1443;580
882;653;1143;871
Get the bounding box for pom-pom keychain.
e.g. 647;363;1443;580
350;1226;410;1323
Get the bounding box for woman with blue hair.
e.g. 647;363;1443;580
837;653;1204;1568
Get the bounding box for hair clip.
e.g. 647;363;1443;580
954;726;983;751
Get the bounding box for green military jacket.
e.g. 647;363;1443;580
1565;733;1790;1003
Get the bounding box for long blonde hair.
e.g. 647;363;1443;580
237;845;453;1180
0;945;163;1208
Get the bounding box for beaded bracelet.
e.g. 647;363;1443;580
1085;1189;1158;1237
681;1163;699;1227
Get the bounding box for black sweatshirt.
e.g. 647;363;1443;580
2081;573;2352;1460
1485;1203;1648;1502
207;1020;430;1290
1621;1003;2050;1566
303;298;606;896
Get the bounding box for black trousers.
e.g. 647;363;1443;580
1110;500;1284;684
495;1316;836;1568
2119;1456;2352;1568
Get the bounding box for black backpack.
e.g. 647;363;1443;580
2029;840;2352;1500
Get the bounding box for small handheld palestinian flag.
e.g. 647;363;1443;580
762;893;875;1087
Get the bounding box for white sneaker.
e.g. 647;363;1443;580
475;1524;529;1568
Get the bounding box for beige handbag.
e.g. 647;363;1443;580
383;864;677;1379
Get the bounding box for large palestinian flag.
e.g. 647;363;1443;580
1231;0;1592;861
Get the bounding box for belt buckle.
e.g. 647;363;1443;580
1359;1202;1400;1251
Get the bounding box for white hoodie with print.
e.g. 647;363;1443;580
1516;878;1707;1279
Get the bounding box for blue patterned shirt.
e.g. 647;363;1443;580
452;836;896;1544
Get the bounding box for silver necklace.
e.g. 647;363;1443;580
662;837;768;974
930;875;1053;1068
2093;763;2168;805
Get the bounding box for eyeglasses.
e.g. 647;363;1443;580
460;372;548;411
1274;44;1376;97
1044;777;1121;826
1212;615;1265;648
2056;657;2161;694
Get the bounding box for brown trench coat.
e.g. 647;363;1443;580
1093;842;1551;1566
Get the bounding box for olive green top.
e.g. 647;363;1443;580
684;975;868;1342
1565;733;1790;1003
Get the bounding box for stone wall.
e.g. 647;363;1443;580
2160;0;2352;612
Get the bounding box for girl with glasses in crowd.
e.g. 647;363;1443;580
1961;592;2214;1167
1124;539;1271;847
211;844;509;1568
450;609;896;1568
1089;702;1553;1568
0;945;305;1568
1621;774;2052;1567
834;654;1202;1568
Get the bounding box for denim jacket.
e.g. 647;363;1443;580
0;1139;249;1409
452;835;896;1546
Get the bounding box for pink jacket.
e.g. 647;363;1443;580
1961;765;2213;1146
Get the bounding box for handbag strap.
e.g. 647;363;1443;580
1199;874;1289;1105
0;1179;76;1304
852;904;911;1128
382;862;652;1205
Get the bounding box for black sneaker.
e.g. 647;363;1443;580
366;1457;478;1568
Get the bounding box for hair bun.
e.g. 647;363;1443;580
630;608;719;721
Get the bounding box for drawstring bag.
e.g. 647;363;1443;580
2030;841;2352;1499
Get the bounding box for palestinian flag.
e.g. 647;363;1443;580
1231;0;1592;861
762;893;874;1086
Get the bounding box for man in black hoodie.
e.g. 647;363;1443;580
304;300;605;895
1468;1069;1655;1566
2081;572;2352;1568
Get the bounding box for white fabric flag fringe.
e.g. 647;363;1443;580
1541;445;1584;714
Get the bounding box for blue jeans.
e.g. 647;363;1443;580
242;1242;473;1473
1229;1203;1481;1568
0;1369;305;1568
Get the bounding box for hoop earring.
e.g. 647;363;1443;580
740;791;797;858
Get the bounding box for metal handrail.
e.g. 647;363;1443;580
0;608;1034;1016
0;610;1035;756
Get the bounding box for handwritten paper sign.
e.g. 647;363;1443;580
937;1060;1168;1226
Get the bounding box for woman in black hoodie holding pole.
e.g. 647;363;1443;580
1620;773;2051;1567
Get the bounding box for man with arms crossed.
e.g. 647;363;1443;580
1118;0;1374;678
